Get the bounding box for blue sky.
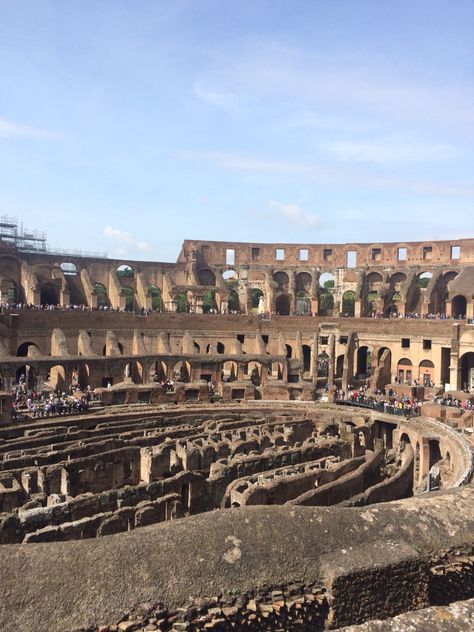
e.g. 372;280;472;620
0;0;473;261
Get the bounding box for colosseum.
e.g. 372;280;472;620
1;220;474;631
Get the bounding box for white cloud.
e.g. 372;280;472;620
180;150;474;198
103;226;151;254
321;137;458;165
0;116;63;140
193;81;244;111
269;201;323;228
192;42;474;129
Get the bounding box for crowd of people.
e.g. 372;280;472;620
12;380;96;420
431;394;474;410
1;301;471;322
334;386;422;417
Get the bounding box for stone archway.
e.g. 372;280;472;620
275;294;291;316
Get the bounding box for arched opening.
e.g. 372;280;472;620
460;352;474;391
319;272;335;289
217;342;225;354
386;292;402;317
175;292;189;313
397;358;413;384
389;272;407;290
318;351;329;378
319;273;335;316
122;287;134;310
336;355;344;379
429;439;442;469
417;272;432;288
40;282;58;306
342;291;355;317
174;361;191;383
433;271;458;314
302;344;311;373
222;361;238;382
0;278;18;304
377;347;392;386
151;361;167;382
400;432;411;448
16;342;41;357
60;262;78;276
197;268;216;286
193;342;200;354
452;295;467;319
366;291;378;316
295;272;312;293
149;285;161;310
16;365;36;389
319;292;334;316
202;290;217;313
94;282;108;307
296;290;311;316
275;294;291;315
285;344;293;359
131;361;144;384
249;288;264;313
222;269;238;281
366;271;384;290
117;264;134;280
223;272;239;312
73;364;90;390
247;362;262;386
269;362;284;380
102;342;124;357
419;359;435;386
47;365;66;392
273;271;289;290
227;289;240;313
356;346;371;378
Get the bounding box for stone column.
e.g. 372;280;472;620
310;332;319;384
289;272;296;315
328;333;336;387
419;439;431;488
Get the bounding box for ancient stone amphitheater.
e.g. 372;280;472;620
1;231;474;631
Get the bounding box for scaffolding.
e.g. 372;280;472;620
0;214;107;258
0;214;47;252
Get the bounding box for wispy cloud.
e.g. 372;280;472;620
321;137;459;165
103;226;151;254
180;150;474;198
193;81;247;112
192;42;474;129
270;201;323;228
0;116;63;140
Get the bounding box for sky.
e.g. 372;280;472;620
0;0;473;262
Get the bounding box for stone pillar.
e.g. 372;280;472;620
419;439;430;488
289;272;296;315
310;332;319;384
449;324;460;390
328;333;336;387
354;299;362;318
237;362;246;381
342;333;356;391
445;300;452;317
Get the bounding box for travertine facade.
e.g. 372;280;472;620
1;234;474;631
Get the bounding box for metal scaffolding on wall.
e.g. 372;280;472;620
0;214;107;258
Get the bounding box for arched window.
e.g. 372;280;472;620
117;264;134;280
60;262;78;276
